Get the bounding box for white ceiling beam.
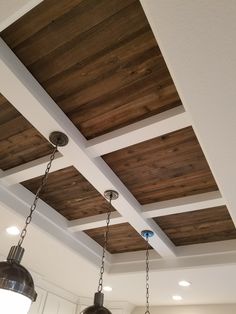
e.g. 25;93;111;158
68;191;224;232
0;153;71;185
0;0;43;32
0;38;176;258
140;0;236;225
110;251;236;274
142;191;224;218
86;106;190;156
68;211;126;232
0;182;112;267
176;239;236;258
110;239;236;273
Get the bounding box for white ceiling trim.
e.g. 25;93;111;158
68;211;127;232
86;106;190;156
142;191;224;218
0;38;176;258
0;152;72;185
110;250;236;274
68;191;224;232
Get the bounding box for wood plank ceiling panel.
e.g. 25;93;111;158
154;206;236;246
85;222;149;254
0;95;53;170
1;0;182;139
22;166;115;220
103;127;218;204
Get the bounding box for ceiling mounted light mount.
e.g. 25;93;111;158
82;190;119;314
141;230;154;314
0;131;68;314
49;131;69;147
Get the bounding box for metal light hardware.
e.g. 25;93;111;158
141;230;154;314
0;131;68;314
82;190;119;314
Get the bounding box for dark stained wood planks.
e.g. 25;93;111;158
103;127;218;204
0;95;53;170
85;222;149;254
154;206;236;246
1;0;181;139
22;166;115;220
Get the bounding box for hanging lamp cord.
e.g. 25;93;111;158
145;235;150;314
97;193;112;293
18;145;58;247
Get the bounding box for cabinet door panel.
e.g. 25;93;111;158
59;298;76;314
28;287;47;314
43;292;76;314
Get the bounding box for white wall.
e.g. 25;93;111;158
133;305;236;314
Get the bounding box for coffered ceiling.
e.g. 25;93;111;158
0;0;235;271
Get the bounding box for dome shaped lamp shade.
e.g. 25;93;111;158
82;292;111;314
0;245;37;314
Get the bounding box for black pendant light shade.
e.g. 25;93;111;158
0;246;37;302
83;292;112;314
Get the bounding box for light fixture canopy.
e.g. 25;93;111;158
82;190;118;314
0;131;68;314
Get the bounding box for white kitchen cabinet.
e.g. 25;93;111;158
43;292;77;314
28;287;47;314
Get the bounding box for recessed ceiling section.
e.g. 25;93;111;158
1;0;182;139
154;206;236;246
0;94;53;170
21;166;116;220
103;126;218;205
85;222;150;254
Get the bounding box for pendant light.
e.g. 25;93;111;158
141;230;154;314
82;190;119;314
0;131;68;314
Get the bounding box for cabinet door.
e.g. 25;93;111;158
59;298;77;314
28;287;47;314
43;293;76;314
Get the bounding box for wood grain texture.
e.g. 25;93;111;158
22;166;115;220
154;206;236;246
103;127;218;204
1;0;181;139
85;222;149;253
0;95;53;170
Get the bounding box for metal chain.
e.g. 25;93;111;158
97;194;112;293
145;236;150;314
18;145;58;247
